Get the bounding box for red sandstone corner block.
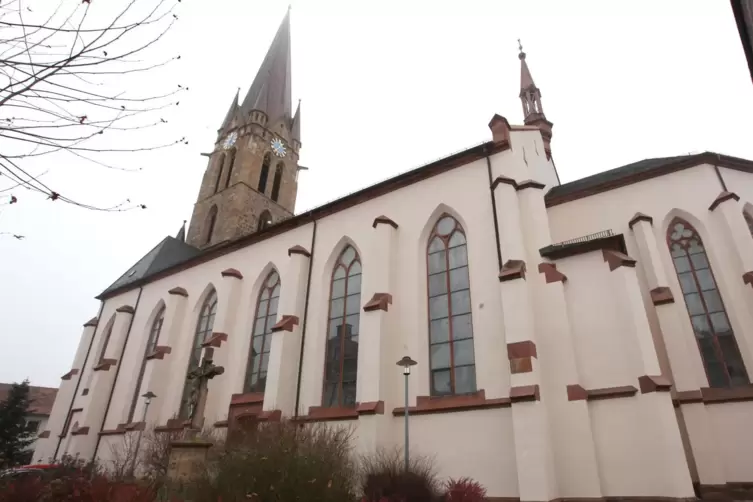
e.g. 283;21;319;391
488;114;512;143
288;245;311;257
38;430;50;439
638;375;672;394
221;268;243;279
628;212;654;229
145;345;172;360
83;317;98;328
566;384;588;401
61;368;79;381
507;341;537;360
586;385;638;401
363;293;392;312
271;314;299;332
116;305;135;314
372;215;399;229
356;401;385;415
168;286;189;297
302;406;359;422
509;357;533;374
93;358;117;372
708;191;740;211
71;426;90;436
602;249;637;271
257;410;282;422
515;180;545;191
499;259;526;282
510;385;540;402
743;271;753;288
538;262;567;283
651;287;674;306
201;332;227;348
491;174;517;191
230;392;265;406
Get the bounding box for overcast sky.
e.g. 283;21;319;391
1;0;751;388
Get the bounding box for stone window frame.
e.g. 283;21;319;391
214;152;226;194
322;245;362;409
205;205;218;245
426;214;477;397
126;304;165;423
744;209;753;238
666;217;749;388
179;288;218;418
224;149;237;189
271;163;284;202
96;321;114;365
243;271;281;393
258;153;271;194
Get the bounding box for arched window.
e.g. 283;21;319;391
667;218;748;388
214;153;226;193
323;245;361;408
258;210;272;231
243;271;281;393
744;210;753;238
271;163;283;202
224;149;237;189
258;153;271;194
127;305;165;423
205;205;218;245
179;288;218;418
97;322;114;363
427;214;476;396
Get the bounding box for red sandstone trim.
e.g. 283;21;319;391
392;390;511;416
61;368;79;381
538;262;567;283
168;287;188;297
271;314;299;332
38;430;50;439
488;114;512;143
516;180;545;191
638;375;672;394
258;410;282;422
99;428;126;436
510;385;540;403
708;191;740;211
230;392;265;406
539;234;626;261
567;384;588;401
510;357;533;374
356;401;385;415
363;293;392;312
700;385;753;403
651;287;674;306
116;305;135;314
603;249;637;271
145;345;172;360
507;341;537;360
499;260;526;282
71;426;90;436
628;212;654;229
83;317;99;327
221;268;243;279
93;358;117;372
743;271;753;288
491;175;517;191
673;390;704;406
586;385;638;401
214;420;229;428
372;215;399;229
288;245;311;257
300;406;359;422
201;332;227;348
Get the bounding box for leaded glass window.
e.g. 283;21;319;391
179;289;218;418
244;271;281;393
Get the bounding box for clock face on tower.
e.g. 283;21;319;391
223;131;238;150
271;137;287;158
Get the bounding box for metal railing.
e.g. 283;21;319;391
549;229;614;248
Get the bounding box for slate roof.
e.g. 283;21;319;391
0;384;58;416
99;236;200;297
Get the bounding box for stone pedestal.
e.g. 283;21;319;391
167;437;213;483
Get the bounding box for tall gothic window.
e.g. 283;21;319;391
214;153;226;193
179;289;218;418
744;211;753;238
224;149;237;189
667;218;748;388
258;210;272;231
205;205;218;245
97;322;114;363
243;271;281;393
323;245;361;408
271;163;283;202
258;153;271;194
127;305;165;422
427;215;476;396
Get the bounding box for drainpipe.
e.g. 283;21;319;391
294;218;317;419
53;301;105;461
92;287;143;462
485;147;504;271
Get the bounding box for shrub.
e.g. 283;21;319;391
444;477;487;502
359;447;440;502
177;419;357;502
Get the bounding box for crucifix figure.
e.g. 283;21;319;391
186;348;225;431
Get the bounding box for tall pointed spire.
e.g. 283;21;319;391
517;40;554;159
291;99;301;146
219;89;239;132
176;220;187;242
240;10;292;126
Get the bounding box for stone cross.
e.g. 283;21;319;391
186;348;225;431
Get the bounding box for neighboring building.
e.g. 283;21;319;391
0;383;57;456
34;10;753;501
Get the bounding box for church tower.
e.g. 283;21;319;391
187;10;302;249
518;42;553;159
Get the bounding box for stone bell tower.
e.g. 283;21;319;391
187;10;302;249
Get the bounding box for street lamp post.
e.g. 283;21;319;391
396;356;417;473
128;391;156;477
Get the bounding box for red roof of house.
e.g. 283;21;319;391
0;383;58;416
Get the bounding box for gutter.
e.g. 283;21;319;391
53;301;105;460
92;287;143;461
294;218;317;419
485;148;503;271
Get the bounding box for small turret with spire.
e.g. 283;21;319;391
518;40;554;159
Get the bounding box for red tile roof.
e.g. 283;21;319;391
0;383;58;416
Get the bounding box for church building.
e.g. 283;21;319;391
34;10;753;501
